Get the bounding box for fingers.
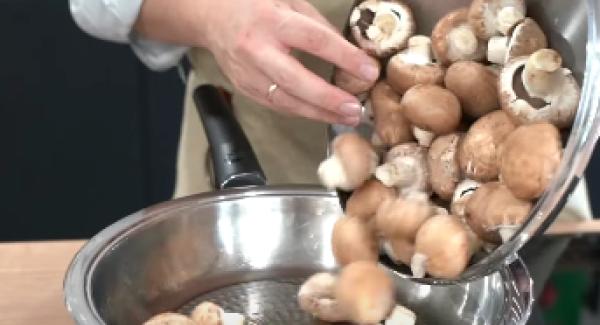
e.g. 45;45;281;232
276;11;380;83
254;47;363;119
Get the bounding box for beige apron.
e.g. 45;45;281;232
173;0;354;198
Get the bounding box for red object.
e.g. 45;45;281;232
540;283;558;308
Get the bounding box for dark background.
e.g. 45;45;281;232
0;2;599;241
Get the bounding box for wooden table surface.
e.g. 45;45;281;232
0;240;85;325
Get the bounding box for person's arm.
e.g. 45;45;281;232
69;0;188;70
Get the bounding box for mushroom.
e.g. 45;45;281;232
375;142;430;195
431;8;487;66
370;81;414;147
401;85;462;136
498;122;563;200
331;215;379;266
383;305;417;325
499;48;580;128
450;179;481;217
318;132;379;191
190;302;245;325
427;133;463;200
386;35;445;94
411;215;478;279
298;272;347;322
382;237;415;266
459;110;516;181
376;191;433;241
412;126;436;147
444;61;499;118
143;313;196;325
468;0;526;39
334;60;381;97
349;0;416;58
335;261;395;324
346;179;397;222
487;18;547;65
465;182;532;243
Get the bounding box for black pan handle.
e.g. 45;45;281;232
193;85;266;189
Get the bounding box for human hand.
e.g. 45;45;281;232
136;0;380;126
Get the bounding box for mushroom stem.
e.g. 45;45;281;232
496;6;525;35
448;25;478;56
498;226;518;243
404;35;433;63
384;305;417;325
317;156;347;190
410;253;428;278
412;126;435;147
522;49;563;98
487;36;508;64
375;161;415;188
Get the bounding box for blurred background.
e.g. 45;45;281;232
0;1;598;325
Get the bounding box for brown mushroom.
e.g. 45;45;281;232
468;0;526;39
143;313;196;325
349;0;416;58
376;192;433;241
499;49;580;128
444;61;499;118
347;179;397;222
487;18;547;65
465;182;532;243
375;142;430;194
386;35;445;94
411;214;478;279
334;59;381;97
298;273;347;323
190;302;244;325
370;81;414;147
401;84;462;135
450;179;481;217
331;215;379;266
382;237;415;266
498;122;563;200
459;110;516;181
427;133;463;200
318;133;379;191
336;261;395;324
431;8;487;66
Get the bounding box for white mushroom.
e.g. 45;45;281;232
298;273;347;323
386;35;445;95
431;8;487;66
499;49;580;128
318;133;379;191
375;143;430;195
486;18;547;65
350;0;416;58
468;0;526;39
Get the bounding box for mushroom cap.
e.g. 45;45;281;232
349;0;416;58
468;0;526;39
431;8;486;66
191;302;224;325
382;238;415;265
375;194;433;241
444;61;499;118
144;313;196;325
427;133;463;200
401;84;462;135
346;179;397;222
499;56;580;128
451;179;481;216
505;18;547;62
370;81;414;146
413;215;474;279
465;182;532;243
331;216;379;266
298;273;347;323
334;61;381;95
318;133;378;191
336;261;395;324
459;110;516;181
377;143;430;193
498;123;563;200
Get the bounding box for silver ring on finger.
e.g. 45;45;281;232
267;83;279;101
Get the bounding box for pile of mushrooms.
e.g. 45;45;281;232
320;0;579;284
143;301;245;325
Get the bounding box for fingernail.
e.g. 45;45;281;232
340;102;361;116
342;115;360;126
360;63;379;81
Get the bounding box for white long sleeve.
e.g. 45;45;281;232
69;0;189;71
